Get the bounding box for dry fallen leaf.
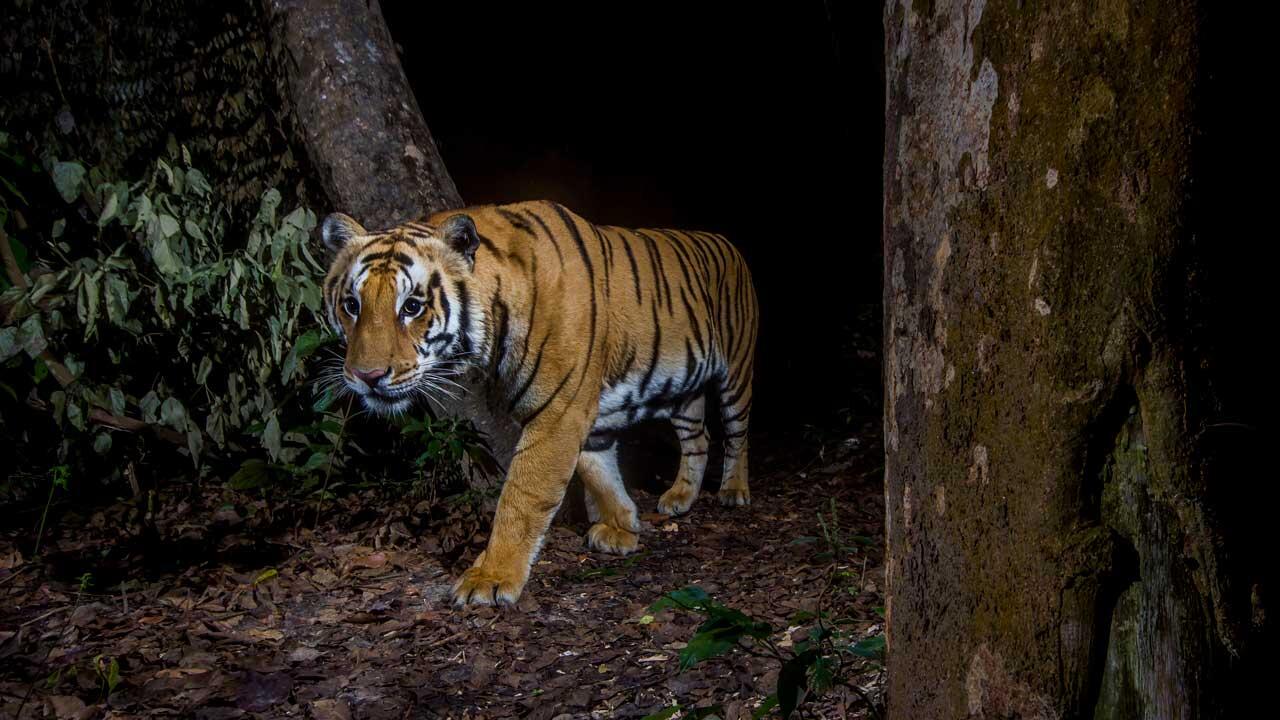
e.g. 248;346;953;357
46;695;86;720
311;698;353;720
0;548;24;570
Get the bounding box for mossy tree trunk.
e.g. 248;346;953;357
264;0;521;474
883;1;1268;718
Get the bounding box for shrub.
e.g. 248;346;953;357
1;136;333;496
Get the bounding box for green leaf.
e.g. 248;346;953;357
0;326;19;362
66;398;85;430
254;568;278;585
282;328;328;383
104;657;120;694
93;432;113;454
108;386;126;416
17;314;47;358
161;396;188;431
184;218;206;242
97;189;119;226
678;620;743;671
158;213;180;239
849;634;885;659
229;458;269;490
186;168;211;196
51;161;85;203
301;451;329;472
150;234;181;276
650;585;712;614
263;414;282;460
640;708;680;720
686;708;725;720
808;655;836;693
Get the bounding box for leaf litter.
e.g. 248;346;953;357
0;425;884;718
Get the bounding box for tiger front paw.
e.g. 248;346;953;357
586;522;639;555
451;559;528;607
657;483;698;516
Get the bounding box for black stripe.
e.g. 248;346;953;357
636;230;673;314
549;203;598;374
679;287;705;355
591;225;611;297
476;232;499;256
619;231;643;303
455;279;473;354
497;208;536;236
723;399;752;424
520;367;575;425
522;208;565;266
656;230;697;294
490;294;512;375
508;333;551;413
638;301;662;394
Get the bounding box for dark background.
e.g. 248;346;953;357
384;0;886;427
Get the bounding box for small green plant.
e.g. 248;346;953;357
400;413;493;494
650;502;885;719
92;654;122;699
31;464;70;556
647;585;884;719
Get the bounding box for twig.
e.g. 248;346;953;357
19;605;70;627
424;630;466;650
0;564;33;586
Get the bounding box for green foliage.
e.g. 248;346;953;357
0;138;355;505
3;144;324;469
650;504;886;718
401;414;491;493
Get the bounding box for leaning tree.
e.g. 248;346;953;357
264;0;521;472
883;1;1269;718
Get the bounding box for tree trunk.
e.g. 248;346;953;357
264;0;521;475
883;2;1268;718
263;0;462;228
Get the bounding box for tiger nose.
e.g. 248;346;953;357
351;366;390;387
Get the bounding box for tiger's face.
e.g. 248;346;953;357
319;212;481;415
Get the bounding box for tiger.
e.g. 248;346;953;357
320;200;758;606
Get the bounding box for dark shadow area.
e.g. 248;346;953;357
384;0;886;428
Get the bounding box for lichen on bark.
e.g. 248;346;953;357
883;1;1263;718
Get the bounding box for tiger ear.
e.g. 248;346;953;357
438;214;480;265
321;213;365;252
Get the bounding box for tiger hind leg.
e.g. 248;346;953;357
658;395;710;516
717;378;752;507
578;442;640;555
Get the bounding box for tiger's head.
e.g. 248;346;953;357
319;212;482;415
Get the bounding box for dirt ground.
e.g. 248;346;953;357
1;423;885;719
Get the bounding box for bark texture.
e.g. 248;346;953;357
883;1;1267;718
264;0;520;474
264;0;462;229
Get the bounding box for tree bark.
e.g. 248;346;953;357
883;2;1268;718
264;0;522;476
264;0;462;228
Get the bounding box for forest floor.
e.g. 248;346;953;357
0;422;885;720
